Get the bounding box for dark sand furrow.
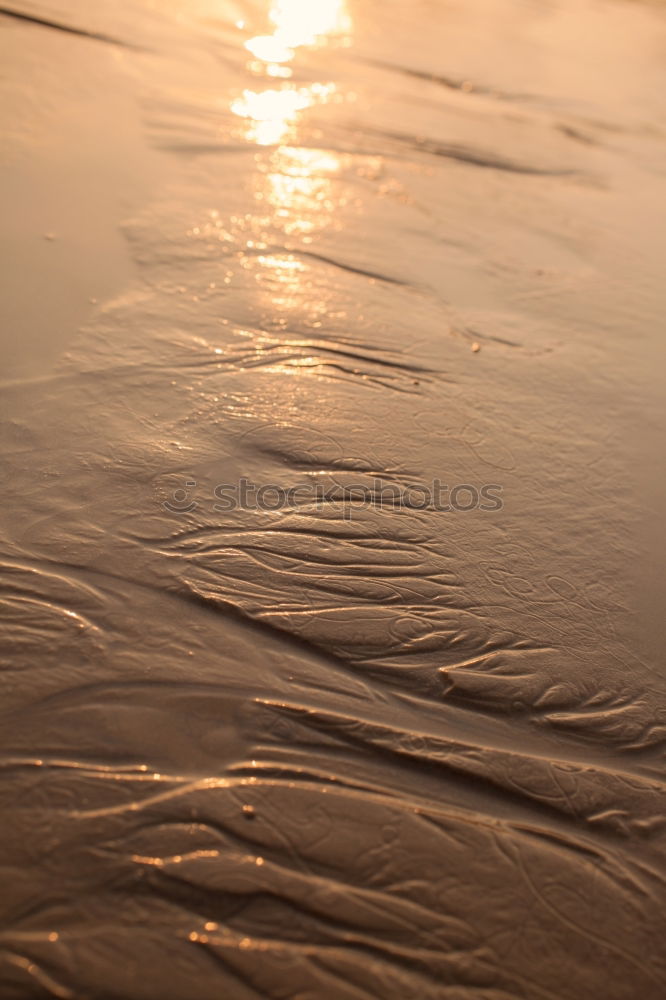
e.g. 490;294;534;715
0;5;134;47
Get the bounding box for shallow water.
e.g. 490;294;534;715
1;0;665;997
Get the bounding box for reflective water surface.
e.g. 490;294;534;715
1;0;665;997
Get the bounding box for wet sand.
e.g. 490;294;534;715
1;1;665;997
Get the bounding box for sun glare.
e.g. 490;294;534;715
232;0;351;145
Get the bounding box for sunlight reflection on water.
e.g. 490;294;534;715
227;0;353;340
231;0;351;145
230;82;336;146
